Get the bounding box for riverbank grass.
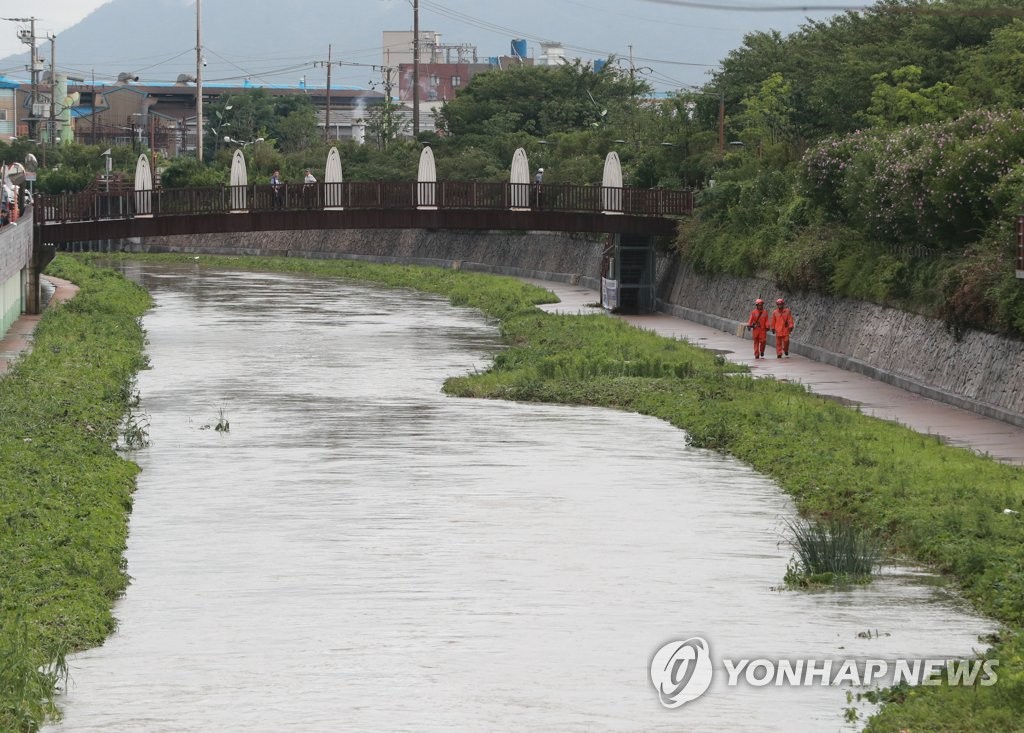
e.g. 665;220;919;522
0;258;151;731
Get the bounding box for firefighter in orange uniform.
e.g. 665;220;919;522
746;298;769;359
770;297;795;358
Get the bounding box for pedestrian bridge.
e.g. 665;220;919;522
30;146;694;314
35;144;691;246
34;180;692;246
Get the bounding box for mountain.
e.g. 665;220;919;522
0;0;841;92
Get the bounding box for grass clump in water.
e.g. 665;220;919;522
783;516;882;587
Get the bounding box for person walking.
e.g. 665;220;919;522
746;298;769;359
533;167;544;209
770;297;795;358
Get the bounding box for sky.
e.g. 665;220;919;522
0;1;100;55
1;0;869;92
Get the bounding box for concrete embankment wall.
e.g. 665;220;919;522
133;229;1024;426
0;209;33;335
135;229;607;289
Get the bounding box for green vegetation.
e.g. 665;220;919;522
783;517;882;587
0;258;151;731
680;1;1024;337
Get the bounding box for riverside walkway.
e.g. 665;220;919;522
533;279;1024;466
0;277;77;375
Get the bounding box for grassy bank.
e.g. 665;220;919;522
16;252;1024;730
0;258;151;731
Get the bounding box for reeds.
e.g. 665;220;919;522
783;516;882;585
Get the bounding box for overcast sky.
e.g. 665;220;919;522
0;0;102;55
3;0;865;91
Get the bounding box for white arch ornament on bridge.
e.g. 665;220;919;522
229;149;248;212
417;145;437;209
133;154;153;218
324;146;344;210
510;147;531;210
602;151;624;214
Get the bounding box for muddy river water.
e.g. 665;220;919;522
46;264;991;732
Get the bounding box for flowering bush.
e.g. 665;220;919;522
800;108;1024;248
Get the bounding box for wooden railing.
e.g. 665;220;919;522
38;181;693;224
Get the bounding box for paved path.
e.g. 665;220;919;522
530;279;1024;466
0;277;79;376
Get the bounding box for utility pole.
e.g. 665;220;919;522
370;65;398;149
412;0;419;138
718;92;725;156
48;34;56;146
91;69;96;145
3;17;39;138
196;0;203;161
314;45;334;142
326;44;332;142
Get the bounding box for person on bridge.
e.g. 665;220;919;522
533;167;544;210
770;297;795;358
303;169;317;207
746;298;769;359
270;169;283;208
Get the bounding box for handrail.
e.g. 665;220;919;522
38;181;694;224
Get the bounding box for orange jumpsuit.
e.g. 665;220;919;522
770;306;795;357
747;306;769;358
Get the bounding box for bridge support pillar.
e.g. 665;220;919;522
27;219;56;315
610;233;656;314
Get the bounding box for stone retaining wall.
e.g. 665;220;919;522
137;228;608;290
135;229;1024;426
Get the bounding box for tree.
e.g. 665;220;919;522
365;97;410;151
955;19;1024;107
864;65;968;127
438;60;647;139
276;108;320;154
733;72;794;147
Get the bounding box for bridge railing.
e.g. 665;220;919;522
38;181;694;224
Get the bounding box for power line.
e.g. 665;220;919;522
639;0;866;10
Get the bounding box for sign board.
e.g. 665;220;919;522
601;277;619;310
24;172;36;182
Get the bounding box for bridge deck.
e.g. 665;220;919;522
35;181;692;243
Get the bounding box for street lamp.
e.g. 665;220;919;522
223;136;264;147
210;104;233;152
